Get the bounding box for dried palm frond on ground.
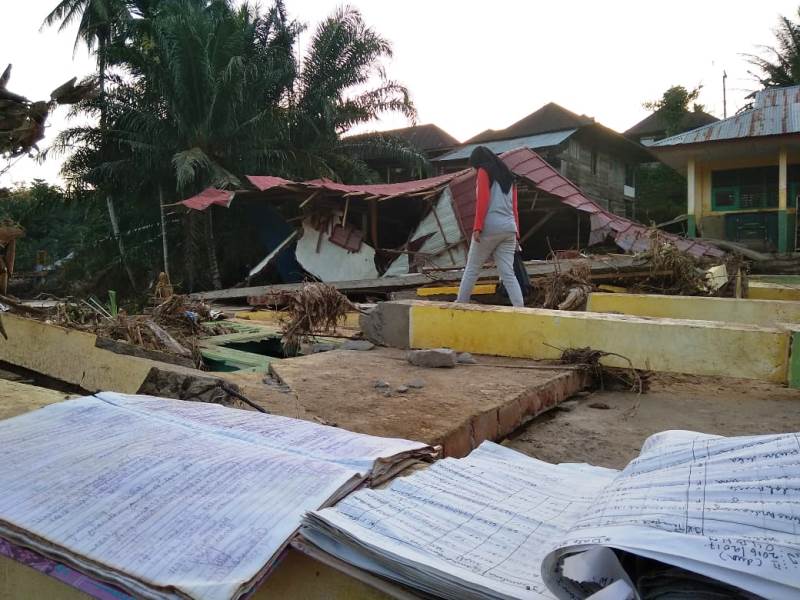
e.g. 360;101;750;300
44;294;226;368
265;283;361;354
536;258;594;310
552;345;650;394
633;230;710;296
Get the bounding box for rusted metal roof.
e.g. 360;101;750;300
181;171;467;210
182;149;723;259
448;147;725;259
653;85;800;148
181;188;234;210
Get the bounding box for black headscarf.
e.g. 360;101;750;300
469;146;514;194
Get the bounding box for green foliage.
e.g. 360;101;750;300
0;181;104;272
635;164;687;227
747;9;800;88
643;85;704;137
40;0;424;293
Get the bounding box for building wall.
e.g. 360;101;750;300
693;155;800;251
556;139;631;216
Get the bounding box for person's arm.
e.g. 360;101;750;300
512;184;520;240
472;168;491;239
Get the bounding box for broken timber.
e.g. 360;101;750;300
192;255;646;302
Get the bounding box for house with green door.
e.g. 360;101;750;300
650;85;800;253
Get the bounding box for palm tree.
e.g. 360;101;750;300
287;6;423;181
53;1;424;290
748;9;800;88
43;0;138;287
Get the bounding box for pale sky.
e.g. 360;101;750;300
1;0;797;187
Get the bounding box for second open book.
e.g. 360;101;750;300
302;430;800;599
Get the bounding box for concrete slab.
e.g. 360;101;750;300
251;347;588;458
0;314;240;404
586;292;800;327
0;379;74;421
747;280;800;301
363;300;791;383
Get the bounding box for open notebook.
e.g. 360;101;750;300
0;392;436;600
302;431;800;599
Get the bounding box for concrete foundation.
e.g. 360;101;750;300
0;314;238;403
260;347;589;458
359;303;411;349
362;300;791;383
586;292;800;327
747;281;800;302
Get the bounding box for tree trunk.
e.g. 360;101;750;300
206;210;222;290
158;185;170;278
106;195;137;289
97;53;136;289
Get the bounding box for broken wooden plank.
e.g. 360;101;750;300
146;321;191;357
95;337;195;368
192;255;647;302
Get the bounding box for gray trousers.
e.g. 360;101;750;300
456;231;524;307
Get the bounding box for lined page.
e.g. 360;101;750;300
304;442;616;600
96;392;431;473
543;430;800;600
0;396;362;600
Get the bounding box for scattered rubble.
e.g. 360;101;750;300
407;348;457;368
263;282;360;354
457;352;477;364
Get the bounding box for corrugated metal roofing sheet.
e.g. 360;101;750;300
654;85;800;147
181;171;467;210
182;148;723;259
434;130;576;162
754;85;800;108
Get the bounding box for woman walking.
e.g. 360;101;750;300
456;146;524;307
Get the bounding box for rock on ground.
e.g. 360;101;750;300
407;348;457;368
457;352;477;364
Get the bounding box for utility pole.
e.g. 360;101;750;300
723;70;728;118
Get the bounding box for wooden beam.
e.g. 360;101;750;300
519;211;556;244
191;255;645;301
370;199;378;247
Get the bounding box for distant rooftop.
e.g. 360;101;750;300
652;85;800;148
435;130;577;162
465;102;595;144
625;108;719;141
348;123;459;152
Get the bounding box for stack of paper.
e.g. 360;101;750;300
0;392;435;600
303;431;800;599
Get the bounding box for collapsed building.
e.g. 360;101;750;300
182;148;722;287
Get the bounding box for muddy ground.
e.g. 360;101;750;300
506;373;800;469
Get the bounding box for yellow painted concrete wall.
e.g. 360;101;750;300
0;314;168;393
586;293;800;326
417;283;496;297
0;379;73;421
747;281;800;302
407;301;789;382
